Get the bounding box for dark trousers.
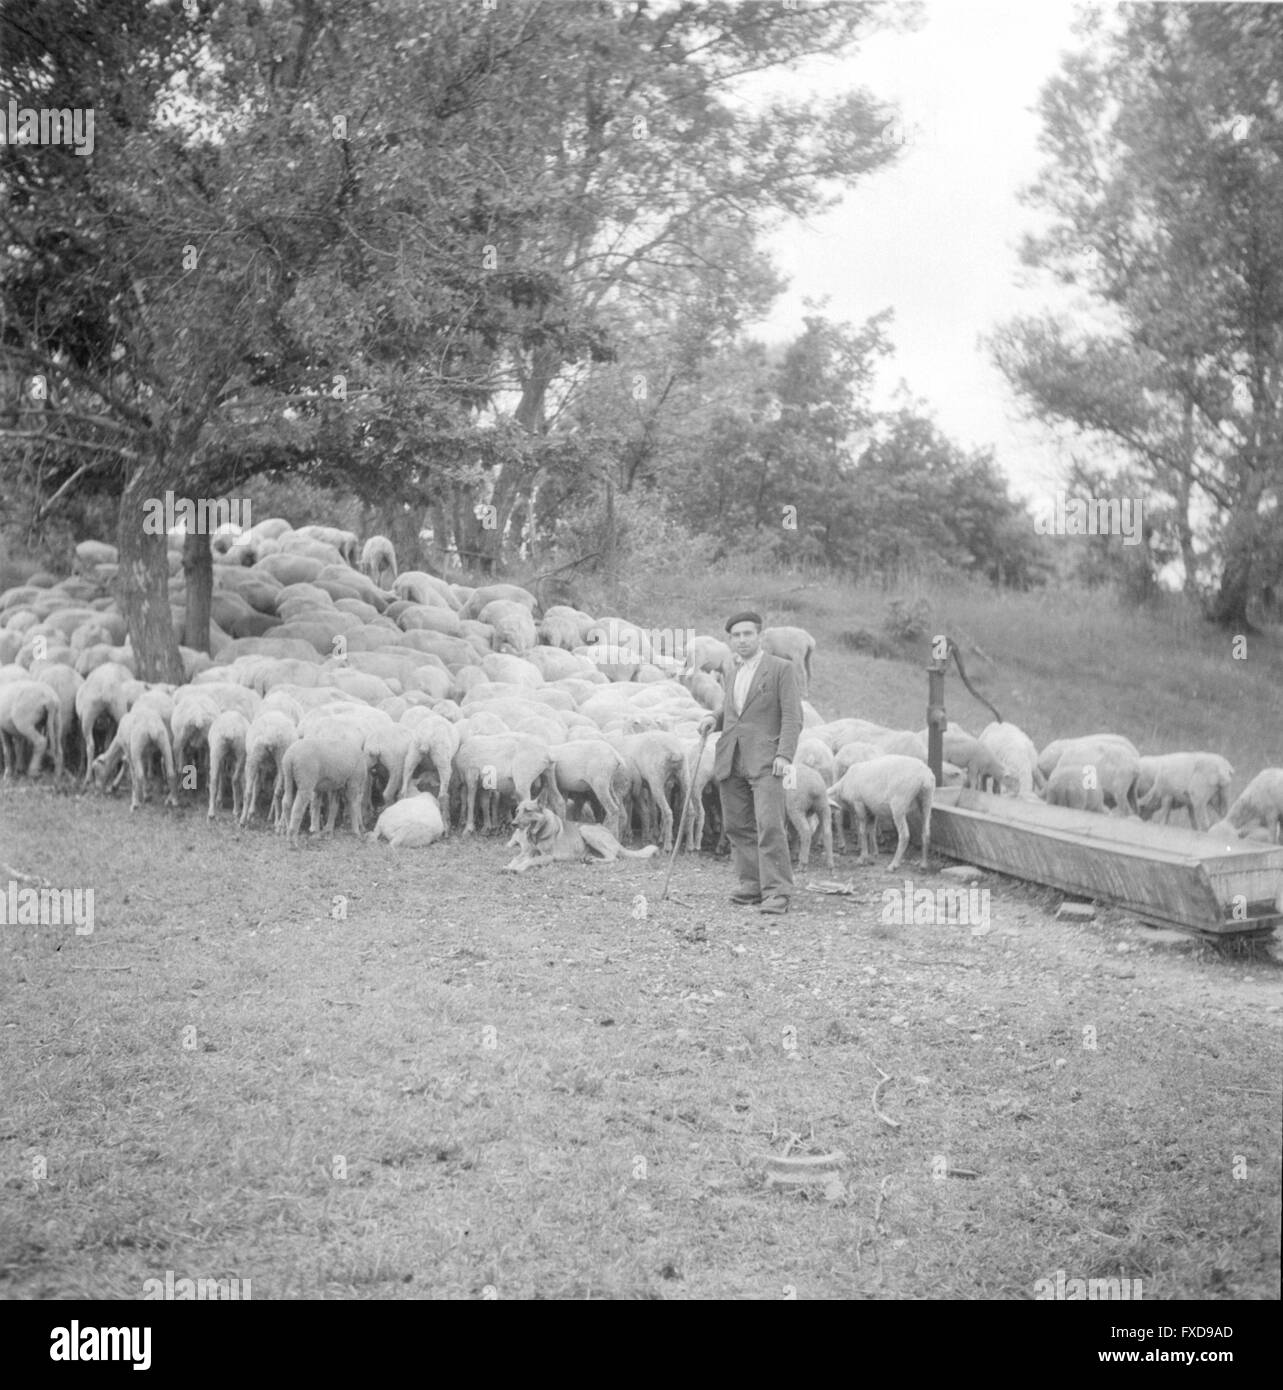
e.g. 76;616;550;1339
717;750;793;900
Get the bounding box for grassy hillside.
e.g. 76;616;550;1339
556;556;1283;791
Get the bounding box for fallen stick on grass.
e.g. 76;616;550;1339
872;1066;901;1129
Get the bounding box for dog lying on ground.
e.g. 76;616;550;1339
503;798;661;873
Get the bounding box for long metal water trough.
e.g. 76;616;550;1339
930;785;1283;941
920;639;1283;942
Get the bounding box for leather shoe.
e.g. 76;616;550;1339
757;895;790;915
730;889;762;905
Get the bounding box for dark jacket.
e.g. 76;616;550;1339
712;652;803;780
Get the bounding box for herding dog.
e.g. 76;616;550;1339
503;798;660;873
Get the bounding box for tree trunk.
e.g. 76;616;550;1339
1208;502;1260;629
182;528;213;653
1176;395;1199;599
115;455;185;683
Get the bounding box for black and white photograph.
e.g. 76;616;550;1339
0;0;1280;1325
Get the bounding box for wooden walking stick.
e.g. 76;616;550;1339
660;727;711;902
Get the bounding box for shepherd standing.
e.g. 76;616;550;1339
698;611;803;915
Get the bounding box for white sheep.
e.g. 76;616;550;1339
534;609;585;651
400;714;461;819
682;730;719;851
1037;733;1139;783
826;755;933;871
369;792;445;847
91;702;177;810
360;534;398;589
682;634;733;683
453;732;555;834
1041;737;1140;815
240;712;299;827
873;728;929;761
206;710;251;819
761;625;815;693
812;717;892;752
785;762;835;871
978;721;1045;795
609;729;688;850
280;733;369;845
75;662;134;780
1206;768;1283;844
549;738;630;838
681;669;723;714
833;740;882;778
171;694;223;787
0;677;64;779
480;599;538;655
1136;753;1234;831
793;736;836;787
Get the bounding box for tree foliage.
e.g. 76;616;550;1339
991;2;1283;626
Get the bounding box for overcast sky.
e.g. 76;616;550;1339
745;0;1089;503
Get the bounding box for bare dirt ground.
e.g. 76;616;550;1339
2;781;1280;1299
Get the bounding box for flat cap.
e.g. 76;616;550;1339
724;610;763;633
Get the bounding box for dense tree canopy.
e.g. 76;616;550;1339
991;2;1283;627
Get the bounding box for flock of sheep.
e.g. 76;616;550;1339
1;516;1281;875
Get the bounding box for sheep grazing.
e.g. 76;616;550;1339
761;625;815;694
1042;739;1141;816
978;721;1044;795
872;728;928;761
785;762;835;871
610;730;689;851
1206;768;1283;845
812;717;892;752
793;736;836;787
370;792;445;848
1136;753;1234;831
359;534;398;589
833;739;882;779
1044;760;1106;813
683;634;733;683
454;733;555;834
1037;733;1139;784
75;662;134;780
826;755;933;872
90;702;177;810
0;677;64;779
207;710;251;819
279;734;369;846
549;738;630;839
240;712;299;827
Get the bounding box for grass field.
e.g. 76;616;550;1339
2;565;1281;1299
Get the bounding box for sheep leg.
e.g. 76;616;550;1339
286;781;310;845
231;752;245;819
888;810;911;872
654;776;675;852
855;805;873;864
207;751;221;818
129;748;147;811
433;760;452;831
789;805;811;869
161;737;178;807
347;775;365;837
241;761;259;825
14;715;47;777
820;801;835;871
